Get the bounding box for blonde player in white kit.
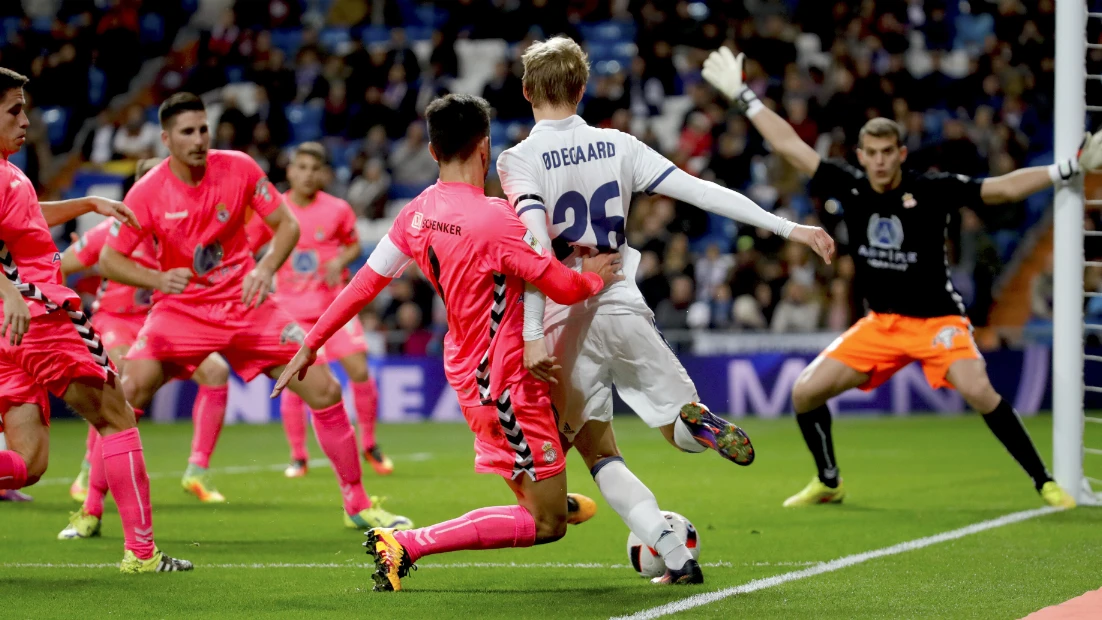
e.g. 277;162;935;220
498;37;835;584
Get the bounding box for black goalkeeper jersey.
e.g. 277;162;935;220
809;159;985;318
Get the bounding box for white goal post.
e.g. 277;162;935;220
1054;0;1101;506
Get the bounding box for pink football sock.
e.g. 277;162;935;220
84;432;108;518
311;402;370;514
189;385;228;469
0;450;28;489
394;505;537;563
352;378;379;449
83;424;97;463
101;428;155;559
280;391;310;462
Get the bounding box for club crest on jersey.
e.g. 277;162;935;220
411;212;424;230
867;214;904;250
215;203;230;223
292;249;319;274
902;192;917;209
932;326;961;350
280;322;306;345
523;230;543;255
541;441;558;465
193;240;224;276
255;178;273;203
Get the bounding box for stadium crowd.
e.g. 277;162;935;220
8;0;1076;349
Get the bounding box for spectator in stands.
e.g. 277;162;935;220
396;303;433;356
655;275;695;331
347;158;390;220
695;243;733;303
381;64;418;138
482;60;527;121
388;121;437;187
1030;254;1054;324
112;104;158;160
771;281;822;333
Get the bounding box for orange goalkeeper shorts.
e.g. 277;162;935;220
823;312;982;391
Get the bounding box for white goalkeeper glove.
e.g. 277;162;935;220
701;47;763;117
1050;128;1102;183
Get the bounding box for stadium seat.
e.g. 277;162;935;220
953;13;993;51
284;103;324;144
406;26;433;43
225;66;246;83
271;29;304;56
414;4;449;28
390;182;433;199
0;17;20;41
31;16;53;33
362;25;389;46
87;66;107;109
319;27;351;54
579;21;636;43
140;13;165;45
41;107;69;150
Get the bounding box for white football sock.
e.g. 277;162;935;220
593;457;692;571
673;417;707;453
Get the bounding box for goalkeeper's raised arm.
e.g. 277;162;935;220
701;47;821;177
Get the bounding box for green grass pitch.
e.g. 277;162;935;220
2;414;1101;619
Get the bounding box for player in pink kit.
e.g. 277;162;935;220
0;67;191;572
99;93;411;530
271;142;390;478
58;210;232;542
274;95;621;591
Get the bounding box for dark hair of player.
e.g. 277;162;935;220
158;92;206;129
424;94;491;163
858;117;904;148
0;67;29;97
294;141;327;165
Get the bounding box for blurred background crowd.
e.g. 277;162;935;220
4;0;1097;353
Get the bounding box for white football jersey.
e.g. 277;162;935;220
497;115;676;327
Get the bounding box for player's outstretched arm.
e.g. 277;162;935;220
272;235;411;397
702;48;821;176
99;245;190;294
526;254;622;305
39;196;140;229
244;201;301;307
980;129;1102;204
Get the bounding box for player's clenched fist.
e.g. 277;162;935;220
0;289;30;346
158;267;192;294
788;225;836;265
270;345;317;397
241;265;274;307
581;253;625;288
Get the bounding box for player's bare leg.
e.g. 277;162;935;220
946;359;1073;507
0;405;50;488
574;420;702;584
338;353;390;475
70;343;129;505
272;362;411;529
783;355;868;507
62;374;192;572
365;471;567;591
181;354;230;503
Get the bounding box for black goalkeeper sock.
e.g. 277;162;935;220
982;398;1052;491
796;405;839;488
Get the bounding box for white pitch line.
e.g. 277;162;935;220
0;560;816;570
611;506;1062;620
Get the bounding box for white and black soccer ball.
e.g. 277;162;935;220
625;511;700;578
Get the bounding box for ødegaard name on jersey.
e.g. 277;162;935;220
540;141;617;170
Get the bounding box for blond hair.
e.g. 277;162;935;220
521;36;590;108
294;141;327;164
858;117;904;148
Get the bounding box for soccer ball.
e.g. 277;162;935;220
625;511;700;578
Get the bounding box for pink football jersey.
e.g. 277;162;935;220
0;159;82;316
73;219;156;315
275;190;359;321
107;150;282;307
